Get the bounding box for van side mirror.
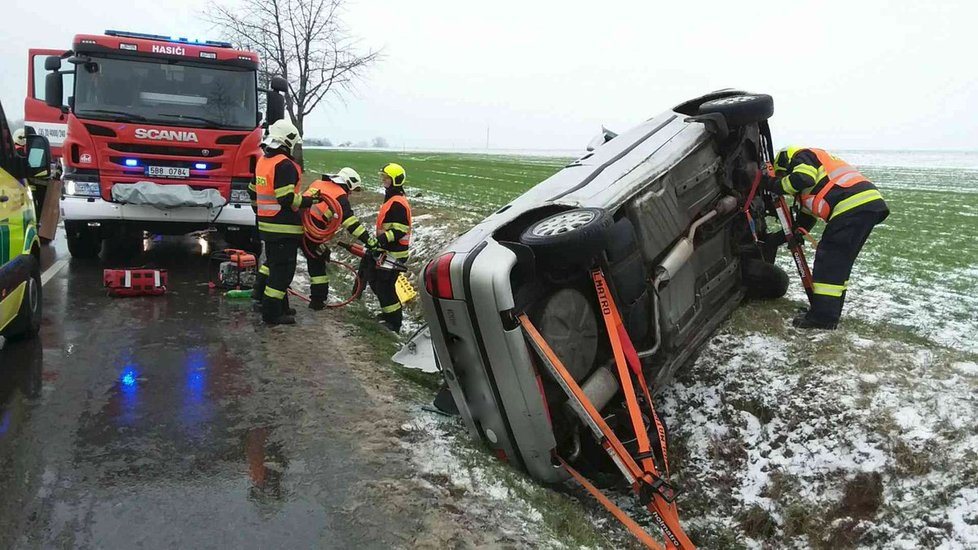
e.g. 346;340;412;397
45;73;64;110
270;76;288;93
266;92;285;124
44;55;61;71
25;135;52;179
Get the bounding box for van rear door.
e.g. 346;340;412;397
25;48;70;160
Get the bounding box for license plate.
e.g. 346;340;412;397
147;166;190;178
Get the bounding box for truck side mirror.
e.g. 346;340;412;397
266;92;285;124
45;73;64;110
25;135;52;179
270;76;288;93
44;55;61;71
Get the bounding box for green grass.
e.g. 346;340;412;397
302;149;570;217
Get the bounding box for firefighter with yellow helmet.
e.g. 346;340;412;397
368;163;412;332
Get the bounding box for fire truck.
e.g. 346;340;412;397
28;30;288;257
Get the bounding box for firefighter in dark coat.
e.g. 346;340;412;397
763;146;889;329
368;163;412;333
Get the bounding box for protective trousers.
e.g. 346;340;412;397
370;268;402;330
305;246;330;301
262;238;299;314
808;211;881;324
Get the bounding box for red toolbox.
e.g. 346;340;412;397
104;269;168;297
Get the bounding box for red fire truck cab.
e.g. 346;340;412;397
34;30;288;257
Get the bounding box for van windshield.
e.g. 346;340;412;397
73;56;257;130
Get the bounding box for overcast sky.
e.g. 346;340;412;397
2;0;975;151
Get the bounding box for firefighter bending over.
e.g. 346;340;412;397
763;146;889;330
302;167;378;310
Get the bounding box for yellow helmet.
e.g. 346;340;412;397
381;163;406;187
774;146;801;175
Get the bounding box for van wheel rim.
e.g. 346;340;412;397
532;211;595;237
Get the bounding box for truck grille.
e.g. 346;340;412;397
108;143;223;158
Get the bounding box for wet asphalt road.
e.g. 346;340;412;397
0;231;421;549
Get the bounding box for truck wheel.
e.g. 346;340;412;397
519;208;613;266
3;259;42;340
742;258;788;299
698;94;774;127
65;222;102;259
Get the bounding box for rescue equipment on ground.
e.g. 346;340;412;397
763;160;815;304
104;268;168;297
210;248;258;289
519;267;694;549
338;241;417;304
286;258;361;309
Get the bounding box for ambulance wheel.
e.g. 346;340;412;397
3;257;42;340
65;222;102;259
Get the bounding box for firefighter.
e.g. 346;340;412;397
368;163;412;332
13;128;26;156
252;119;321;325
302;167;379;310
762;146;889;330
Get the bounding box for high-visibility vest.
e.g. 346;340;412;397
254;154;302;218
799;149;870;221
377;194;412;253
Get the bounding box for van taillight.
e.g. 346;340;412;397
425;252;455;299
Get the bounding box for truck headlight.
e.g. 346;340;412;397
64;178;101;197
230;189;251;203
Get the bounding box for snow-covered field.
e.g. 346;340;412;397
303;149;978;549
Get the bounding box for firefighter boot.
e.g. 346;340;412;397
309;285;328;310
792;313;837;330
262;297;296;325
283;294;297;316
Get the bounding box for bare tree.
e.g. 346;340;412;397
209;0;379;164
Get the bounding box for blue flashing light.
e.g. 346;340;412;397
124;158;139;167
194;163;207;170
105;30;233;49
121;366;139;390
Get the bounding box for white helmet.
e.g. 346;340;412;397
262;119;302;152
335;167;362;191
13;128;26;147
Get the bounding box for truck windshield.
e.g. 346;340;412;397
73;56;257;130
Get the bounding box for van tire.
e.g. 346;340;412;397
698;94;774;127
742;258;789;299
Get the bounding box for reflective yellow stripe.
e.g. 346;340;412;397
780;176;795;194
310;275;329;284
274;185;294;198
816;167;827;181
350;226;366;238
385;230;395;242
387;250;410;260
812;282;846;297
794;163;818;180
258;221;305;234
264;286;286;299
291;191;302;210
381;302;402;313
830;190;883;220
342;216;360;228
248;183;256;192
259;264;270;275
382;222;411;232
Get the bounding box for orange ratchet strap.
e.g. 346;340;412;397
518;267;695;550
